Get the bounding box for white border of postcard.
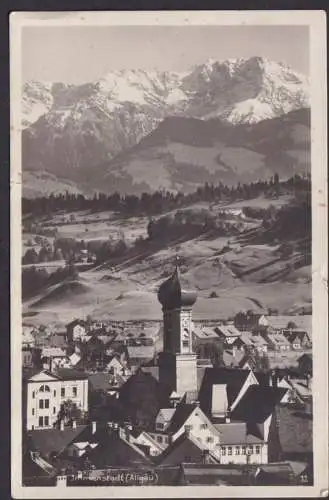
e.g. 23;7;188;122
10;10;328;499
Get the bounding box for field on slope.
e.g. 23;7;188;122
22;195;311;327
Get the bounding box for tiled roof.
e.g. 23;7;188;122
41;347;67;358
27;426;87;456
158;408;176;423
231;385;287;424
264;315;311;334
198;368;250;416
127;346;155;359
165;402;196;434
266;332;291;346
215;325;241;337
214;421;263;445
55;368;88;381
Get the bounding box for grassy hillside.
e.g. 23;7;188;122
22;191;311;327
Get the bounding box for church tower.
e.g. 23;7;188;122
157;261;198;399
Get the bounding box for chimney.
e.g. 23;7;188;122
60;419;65;431
91;421;97;434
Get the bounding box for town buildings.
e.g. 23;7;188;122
22;263;313;486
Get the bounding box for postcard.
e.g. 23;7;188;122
10;10;328;498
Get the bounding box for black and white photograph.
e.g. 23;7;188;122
10;10;328;498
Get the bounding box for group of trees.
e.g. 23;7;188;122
22;262;79;299
22;173;311;218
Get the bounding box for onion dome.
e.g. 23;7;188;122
158;264;197;311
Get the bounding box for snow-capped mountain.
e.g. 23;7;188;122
22;56;309;189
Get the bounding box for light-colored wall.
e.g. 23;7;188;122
175;353;197;397
26;378;88;430
219;443;268;464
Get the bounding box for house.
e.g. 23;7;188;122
259;315;312;339
127;346;155;368
68;352;82;368
178;463;251;486
40;347;69;370
25;369;88;430
156;429;219;467
192;326;220;343
214;324;241;345
66;320;88;342
22;347;33;367
213;421;267;464
285;332;303;350
222;349;256;371
131;431;166;457
198;368;260;419
48;332;67;349
263;332;291;351
22;327;36;348
155;408;176;432
68;423;152;469
26;423;88;460
104;355;126;376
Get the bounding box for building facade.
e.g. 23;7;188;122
26;370;88;430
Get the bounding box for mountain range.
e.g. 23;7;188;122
22;57;310;197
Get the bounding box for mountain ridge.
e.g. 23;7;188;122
22;57;310;195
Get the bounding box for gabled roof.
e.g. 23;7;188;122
41;347;67;358
157;408;176;423
127;346;155;359
27;426;87;456
66;319;88;330
213;422;263;445
165;402;196;435
231;385;287;424
266;332;291;346
155;430;218;466
215;325;241;338
198;368;251;416
263;315;311;333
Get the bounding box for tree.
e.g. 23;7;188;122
56;399;84;425
22;248;39;265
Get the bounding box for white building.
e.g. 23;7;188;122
26;369;88;431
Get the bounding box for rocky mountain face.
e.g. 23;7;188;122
22;57;310;195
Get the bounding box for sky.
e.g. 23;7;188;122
22;25;309;84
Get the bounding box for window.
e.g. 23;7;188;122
242;446;246;455
156;422;164;430
156;436;163;443
54;390;56;397
39;399;44;409
228;447;232;456
235;446;240;455
53;407;56;414
38;417;43;427
206;436;213;443
200;423;207;430
72;387;77;397
44;416;49;426
248;445;253;455
182;340;189;348
32;391;35;399
255;445;260;455
44;399;49;409
32;409;34;416
39;385;50;392
61;388;65;397
221;447;226;456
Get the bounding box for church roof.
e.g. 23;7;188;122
157;265;197;311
